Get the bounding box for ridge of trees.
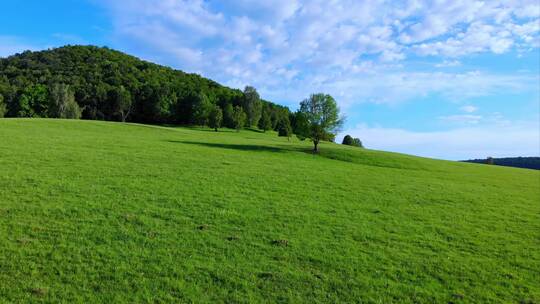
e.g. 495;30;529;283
0;45;290;131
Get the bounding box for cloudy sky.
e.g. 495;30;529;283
1;0;539;160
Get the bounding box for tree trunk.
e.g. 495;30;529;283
214;127;218;132
313;140;319;152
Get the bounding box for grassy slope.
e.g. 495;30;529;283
0;119;538;303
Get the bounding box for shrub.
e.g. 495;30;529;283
277;116;292;140
342;135;353;145
232;106;247;132
342;134;363;148
208;105;223;131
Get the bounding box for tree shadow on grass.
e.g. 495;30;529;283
168;140;416;169
189;128;237;133
244;127;265;133
168;140;286;153
169;140;433;170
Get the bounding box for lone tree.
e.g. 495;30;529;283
296;93;344;152
352;138;363;148
232;105;247;132
242;86;262;127
208;105;223;132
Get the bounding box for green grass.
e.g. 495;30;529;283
0;118;539;303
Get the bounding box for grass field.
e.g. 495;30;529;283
0;118;539;303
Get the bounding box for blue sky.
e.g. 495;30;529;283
1;0;539;160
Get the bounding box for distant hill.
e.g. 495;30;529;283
462;157;540;170
0;45;289;125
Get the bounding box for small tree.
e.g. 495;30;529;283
17;84;49;117
270;108;280;130
353;138;363;148
277;116;292;140
342;135;354;145
342;135;363;148
208;105;223;131
64;98;83;119
49;83;81;119
192;92;212;125
223;103;235;128
113;86;132;122
232;105;247;132
259;108;272;132
242;86;262;127
296;93;344;152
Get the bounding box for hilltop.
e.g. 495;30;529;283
0;45;290;125
0;119;538;303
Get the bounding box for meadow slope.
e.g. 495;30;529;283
0;119;539;303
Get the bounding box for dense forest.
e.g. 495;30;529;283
0;45;292;132
463;157;540;170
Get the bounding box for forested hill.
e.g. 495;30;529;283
0;45;290;126
463;157;540;170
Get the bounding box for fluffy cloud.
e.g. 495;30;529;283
439;114;483;124
460;105;478;113
97;0;539;106
259;70;537;109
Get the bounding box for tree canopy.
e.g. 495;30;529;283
232;106;247;132
296;93;344;151
242;86;262;127
0;45;291;128
208;105;223;131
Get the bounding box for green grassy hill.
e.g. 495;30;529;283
1;119;539;303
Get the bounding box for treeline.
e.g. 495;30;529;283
0;45;291;132
463;157;540;170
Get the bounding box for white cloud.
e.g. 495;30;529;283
460;105;478;113
399;1;485;44
413;22;519;57
261;70;537;109
435;60;461;68
439;114;483;124
95;0;540;105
